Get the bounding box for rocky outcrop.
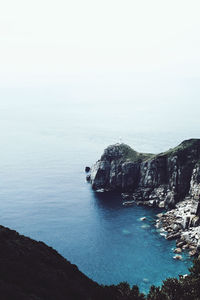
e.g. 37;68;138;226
89;144;152;191
189;162;200;199
156;198;200;256
87;139;200;208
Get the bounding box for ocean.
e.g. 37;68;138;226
0;88;198;293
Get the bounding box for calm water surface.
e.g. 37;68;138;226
0;91;198;292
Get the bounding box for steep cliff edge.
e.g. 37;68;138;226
0;225;105;300
87;139;200;208
2;226;200;300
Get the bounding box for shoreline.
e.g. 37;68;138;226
122;193;200;259
156;198;200;258
95;188;199;260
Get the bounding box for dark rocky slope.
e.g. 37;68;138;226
88;139;200;208
0;225;108;300
3;222;200;300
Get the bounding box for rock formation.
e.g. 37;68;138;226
87;139;200;208
156;198;200;255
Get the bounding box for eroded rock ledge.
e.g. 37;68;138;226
156;198;200;257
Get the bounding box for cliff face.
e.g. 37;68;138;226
88;139;200;208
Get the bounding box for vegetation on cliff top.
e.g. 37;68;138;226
161;138;200;157
102;143;154;163
110;139;200;163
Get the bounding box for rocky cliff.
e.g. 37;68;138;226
87;139;200;209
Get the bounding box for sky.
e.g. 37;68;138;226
0;0;200;150
0;0;200;109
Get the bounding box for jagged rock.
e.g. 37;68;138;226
182;216;191;230
189;163;200;200
189;245;196;250
156;198;200;253
173;255;182;260
167;232;181;240
197;240;200;251
191;216;200;227
182;244;189;250
158;201;165;208
189;250;197;256
173;223;183;232
86;175;91;181
176;241;185;248
88;139;200;208
174;248;182;254
85;166;91;173
157;213;163;218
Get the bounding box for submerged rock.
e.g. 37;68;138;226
122;229;131;235
141;224;150;229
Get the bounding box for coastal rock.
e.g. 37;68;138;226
189;250;197;256
173;255;182;260
157;198;200;254
191;216;200;227
176;241;185;248
88;139;200;208
86;174;91;181
167;232;181;240
174;248;182;254
182;244;189;250
189;162;200;200
85;166;91;173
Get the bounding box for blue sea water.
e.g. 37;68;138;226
0;89;198;293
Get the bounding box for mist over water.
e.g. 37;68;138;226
0;89;198;292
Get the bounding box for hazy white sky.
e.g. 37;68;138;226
0;0;200;105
